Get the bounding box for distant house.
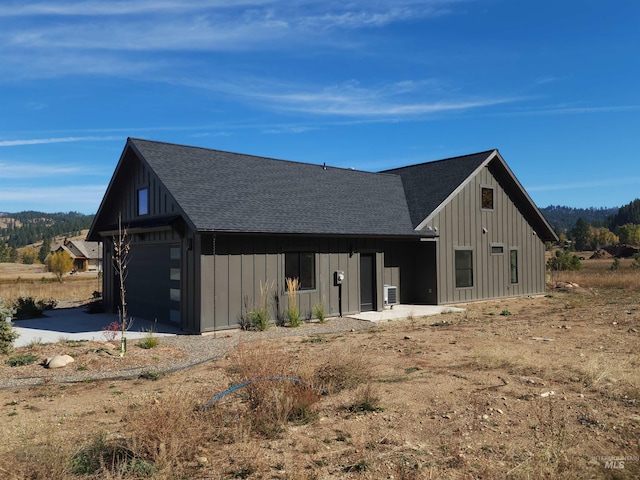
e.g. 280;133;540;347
88;138;557;333
50;239;103;272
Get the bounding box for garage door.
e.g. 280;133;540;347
125;244;180;325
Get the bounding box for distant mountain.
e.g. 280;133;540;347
0;211;94;249
539;205;618;234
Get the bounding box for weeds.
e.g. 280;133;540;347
5;353;39;367
136;323;159;349
313;302;326;323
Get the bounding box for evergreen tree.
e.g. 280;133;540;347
571;217;591;251
38;237;52;263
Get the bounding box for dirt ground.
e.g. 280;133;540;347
1;281;639;479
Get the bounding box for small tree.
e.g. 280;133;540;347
112;214;131;356
0;300;18;355
38;237;52;264
47;250;74;281
21;247;38;265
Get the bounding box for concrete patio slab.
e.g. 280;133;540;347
347;304;464;323
10;307;183;348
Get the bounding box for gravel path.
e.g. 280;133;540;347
1;317;375;390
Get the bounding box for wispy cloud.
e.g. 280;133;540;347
506;105;640;116
186;77;521;117
0;163;85;178
0;136;120;147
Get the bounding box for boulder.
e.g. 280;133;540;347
44;355;75;369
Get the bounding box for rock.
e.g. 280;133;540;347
44;355;75;369
540;391;555;398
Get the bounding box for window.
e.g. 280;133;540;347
138;188;149;216
285;252;316;290
510;249;519;284
481;187;494;210
455;249;473;288
491;245;504;255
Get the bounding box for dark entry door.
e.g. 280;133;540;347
360;253;376;312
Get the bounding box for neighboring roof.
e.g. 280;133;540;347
94;138;426;238
383;150;557;242
51;240;103;259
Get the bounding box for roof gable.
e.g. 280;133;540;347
92;138;423;238
383;150;557;241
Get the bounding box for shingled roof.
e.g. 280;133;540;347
382;151;494;228
383;149;557;241
124;138;425;238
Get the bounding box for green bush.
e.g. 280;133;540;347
6;353;39;367
546;249;582;272
12;296;57;320
313;303;326;323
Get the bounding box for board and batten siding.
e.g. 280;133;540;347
421;165;547;304
197;235;384;332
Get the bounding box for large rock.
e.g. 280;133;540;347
44;354;75;369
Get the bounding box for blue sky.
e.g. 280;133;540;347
1;0;638;214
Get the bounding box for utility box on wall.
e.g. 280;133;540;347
334;270;345;285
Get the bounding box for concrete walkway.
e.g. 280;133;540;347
11;308;182;348
348;304;464;323
9;304;464;348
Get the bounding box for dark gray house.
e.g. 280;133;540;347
88;138;556;333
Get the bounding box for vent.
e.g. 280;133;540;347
384;285;398;306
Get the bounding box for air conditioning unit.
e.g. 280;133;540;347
384;285;398;307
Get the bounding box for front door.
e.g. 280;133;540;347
360;253;376;312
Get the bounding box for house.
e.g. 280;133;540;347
50;239;103;272
87;138;557;333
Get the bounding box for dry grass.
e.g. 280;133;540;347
555;257;640;290
0;262;99;305
1;257;639;478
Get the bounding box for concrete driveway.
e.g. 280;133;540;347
10;307;183;348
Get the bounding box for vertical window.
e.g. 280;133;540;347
138;188;149;216
481;187;494;210
455;249;473;288
510;249;519;284
285;252;316;290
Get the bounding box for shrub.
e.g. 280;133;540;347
631;253;640;270
6;353;39;367
0;300;19;355
137;325;159;349
102;321;121;342
313;302;326;323
547;250;582;273
13;296;43;319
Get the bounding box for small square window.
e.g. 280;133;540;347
481;187;494;210
285;252;316;290
138;188;149;216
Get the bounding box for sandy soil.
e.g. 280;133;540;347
1;284;639;479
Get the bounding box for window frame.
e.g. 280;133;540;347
454;248;474;289
490;243;505;255
510;248;519;284
284;252;316;291
481;186;494;210
137;187;149;216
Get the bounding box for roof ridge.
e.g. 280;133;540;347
380;149;496;172
129;137;381;176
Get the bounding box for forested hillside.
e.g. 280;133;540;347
0;211;94;249
539;205;618;234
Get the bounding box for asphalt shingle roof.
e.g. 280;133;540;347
382;151;495;228
129;138;423;237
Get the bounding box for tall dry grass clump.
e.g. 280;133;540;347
285;277;302;327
